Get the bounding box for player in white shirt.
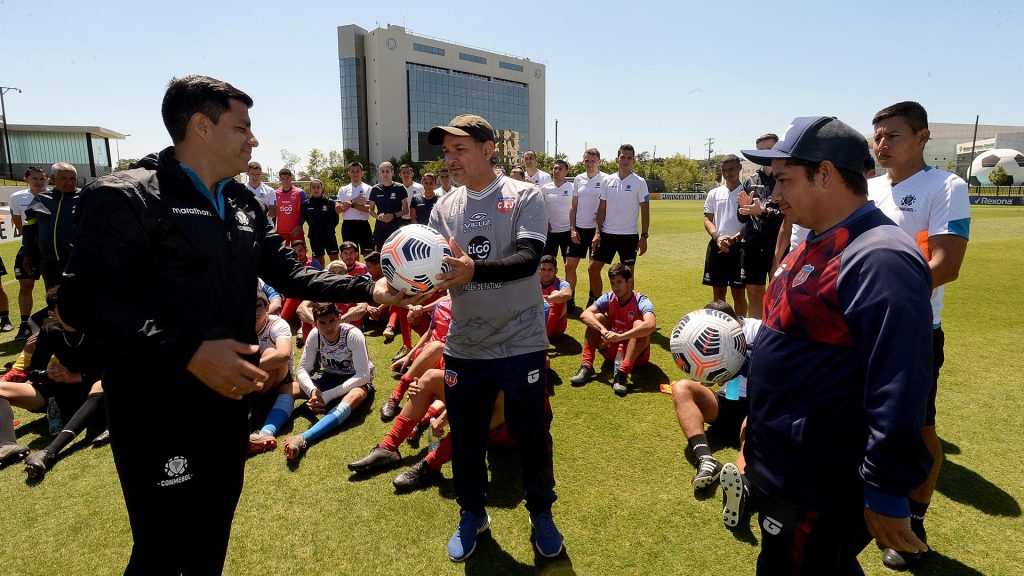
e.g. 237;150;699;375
868;101;970;571
701;155;747;318
399;164;424;223
245;161;276;220
9;166;49;336
589;144;650;304
569;148;606;308
246;289;295;452
523;149;552;187
336;162;374;254
541;160;574;261
437;168;454;195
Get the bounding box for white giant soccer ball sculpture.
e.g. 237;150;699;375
669;309;747;385
380;224;452;294
971;148;1024;185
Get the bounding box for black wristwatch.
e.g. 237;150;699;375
640;232;649;239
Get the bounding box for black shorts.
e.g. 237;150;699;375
565;227;596;259
341;220;374;254
544;231;571;260
702;239;744;288
593;232;639;265
740;242;775;286
13;249;39;281
31;380;92;423
927;327;944;426
709;391;749;442
40;258;64;289
308;228;339;258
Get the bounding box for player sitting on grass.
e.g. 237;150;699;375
570;263;656;396
539;255;572;341
294;261;370;331
380;298;452;422
669;300;761;502
249;302;375;462
246;290;296;451
0;289;104;472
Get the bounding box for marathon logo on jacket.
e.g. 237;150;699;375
172;207;213;217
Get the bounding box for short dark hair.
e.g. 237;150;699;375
438;168;450;175
348;161;363;170
161;75;253;144
872;101;929;132
540;254;558;268
863;155;876;174
720;154;742;166
279;168;293;177
25;166;45;176
584;147;601;159
340;241;359;253
607;262;632;281
290;239;306;248
312;302;339;319
755;133;779;145
703;299;738;321
618;144;635;157
46;286;61;309
553;159;568;170
785;159;868;197
247;161;262;171
364;251;381;265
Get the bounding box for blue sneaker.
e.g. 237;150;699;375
447;511;490;562
529;510;564;558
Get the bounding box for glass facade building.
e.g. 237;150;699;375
407;63;529;163
339;56;368;159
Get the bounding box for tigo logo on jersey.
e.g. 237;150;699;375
467;236;491;260
445;370;458;387
792;264;814;288
496;197;515;213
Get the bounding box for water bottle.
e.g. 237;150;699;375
613;344;624;373
46;397;62;435
428;426;445;453
724;376;741;401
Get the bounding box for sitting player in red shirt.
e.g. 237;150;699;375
570;263;656;396
379;298;451;422
538;255;572;340
339;241;368;277
279;240;323;348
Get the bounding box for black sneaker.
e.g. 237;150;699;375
569;364;596;386
13;323;31;341
586;295;597;308
691;455;722;491
721;462;748;528
91;429;111;447
882;536;929;571
24;450;55;479
391;346;410;363
0;443;30;466
0;319;14;333
407;421;429;448
392;459;441;492
380;397;400;422
347;445;401;473
382;326;396;344
612;370;629;396
295;335;304;349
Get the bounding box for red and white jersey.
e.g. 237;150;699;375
346;262;369;277
593;290;654;333
429;300;454;342
275;186;305;235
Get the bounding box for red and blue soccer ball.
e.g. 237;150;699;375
669;309;746;385
380;224;453;294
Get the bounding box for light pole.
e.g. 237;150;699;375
0;86;22;180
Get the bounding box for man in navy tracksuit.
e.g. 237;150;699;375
741;116;933;574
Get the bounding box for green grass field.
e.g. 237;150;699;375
0;202;1021;575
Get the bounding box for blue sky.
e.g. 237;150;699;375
2;0;1020;171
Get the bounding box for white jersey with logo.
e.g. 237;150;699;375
601;172;649;234
257;314;293;365
338;182;372;221
428;175;549;359
868;168;971;325
245;182;277;210
541;181;574;233
8;188;38;221
297;324;375;404
703;183;744;238
525;168;551;187
573;172;606;229
402;182;424;221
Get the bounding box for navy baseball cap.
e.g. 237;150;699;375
741;116;869;174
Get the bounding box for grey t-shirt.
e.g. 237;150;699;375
429;175;549;359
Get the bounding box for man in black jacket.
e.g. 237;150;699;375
736;133;783;319
21;162;80;289
59;75;417;575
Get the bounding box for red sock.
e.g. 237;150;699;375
387;309;399;329
379;415;416;452
619;359;634;375
399;313;413;348
582;343;595;367
488;424;516;448
391;374;415;403
425;434;452;471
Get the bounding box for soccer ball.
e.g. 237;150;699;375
380;224;452;294
669;309;746;385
